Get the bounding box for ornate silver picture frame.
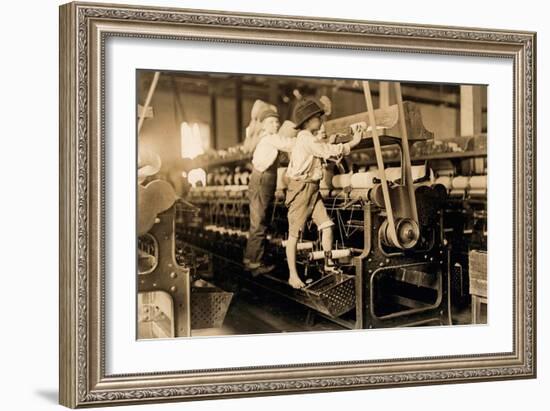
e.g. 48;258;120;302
59;1;536;408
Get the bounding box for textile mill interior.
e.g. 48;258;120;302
136;70;488;339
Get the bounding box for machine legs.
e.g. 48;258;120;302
357;257;452;329
138;208;192;337
471;295;487;324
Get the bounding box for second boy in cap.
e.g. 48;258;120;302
243;107;297;276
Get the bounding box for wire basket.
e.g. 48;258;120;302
301;273;356;318
191;285;233;329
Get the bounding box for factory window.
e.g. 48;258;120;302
180;121;210;159
181;122;209;187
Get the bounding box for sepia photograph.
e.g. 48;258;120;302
136;70;488;339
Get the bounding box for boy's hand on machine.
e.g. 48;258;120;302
350;121;367;134
349;121;366;148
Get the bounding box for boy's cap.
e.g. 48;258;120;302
258;108;280;122
293;99;325;129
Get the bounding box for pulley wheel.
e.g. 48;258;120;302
380;218;420;249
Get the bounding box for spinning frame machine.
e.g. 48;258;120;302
137;76;488;336
177;81;460;330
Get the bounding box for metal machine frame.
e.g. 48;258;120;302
137;208;192;337
176;83;453;331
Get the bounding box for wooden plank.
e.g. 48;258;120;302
324;101;433;141
325;103;398;135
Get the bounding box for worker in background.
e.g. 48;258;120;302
243;100;278;154
285;99;364;289
243;107;297;276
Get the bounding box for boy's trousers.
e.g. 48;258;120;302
243;168;277;266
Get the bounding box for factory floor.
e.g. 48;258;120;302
191;284;486;337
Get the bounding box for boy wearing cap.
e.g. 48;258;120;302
243;107;297;276
285;99;363;289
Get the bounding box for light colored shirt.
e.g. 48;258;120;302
286;129;351;181
252;132;295;172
